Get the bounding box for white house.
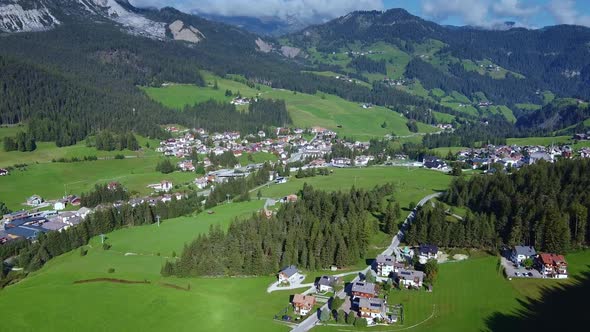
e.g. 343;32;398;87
194;177;208;190
316;275;339;293
394;268;424;289
511;245;537;265
375;254;396;277
418;244;439;263
278;265;300;284
53;201;66;211
358;297;387;322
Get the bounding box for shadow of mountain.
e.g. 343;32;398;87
484;266;590;331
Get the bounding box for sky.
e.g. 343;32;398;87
129;0;590;28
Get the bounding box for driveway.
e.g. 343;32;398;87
267;274;312;293
501;257;544;279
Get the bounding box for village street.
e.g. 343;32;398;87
290;192;442;332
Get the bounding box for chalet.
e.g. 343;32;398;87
148;180;173;193
394;268;424;289
351;281;377;299
292;294;316;316
316;275;339;293
423;156;446;169
537;253;568;279
418;244;439;261
26;195;44;206
358;297;387;321
278;265;300;284
0;168;8;176
375;254;396;277
511;245;537;265
178;160;195;172
280;194;298;203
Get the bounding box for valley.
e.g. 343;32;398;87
1;1;590;332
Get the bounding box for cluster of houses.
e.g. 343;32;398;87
510;245;568;279
452;143;586;171
0;208;91;243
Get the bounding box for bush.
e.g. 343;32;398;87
337;310;346;324
114;154;125;160
345;312;355;325
354;317;368;328
107;268;115;273
102;243;112;250
80;248;88;256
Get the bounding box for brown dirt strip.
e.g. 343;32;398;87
159;282;190;291
74;278;150;285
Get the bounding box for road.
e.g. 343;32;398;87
290;192;442;332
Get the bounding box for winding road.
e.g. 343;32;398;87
290;192;442;332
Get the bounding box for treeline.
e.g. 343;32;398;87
164;184;395;277
204;164;273;208
347;56;387;74
423;115;511;148
441;159;590;253
88;131;140;151
18;193;203;272
295;167;330;178
406;203;499;249
80;183;130;208
180;99;291;134
3;131;36;152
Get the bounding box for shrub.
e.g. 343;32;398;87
107;268;115;273
102;243;112;250
114;154;125;160
80;248;88;256
354;317;367;328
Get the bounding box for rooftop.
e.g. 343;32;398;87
514;245;536;257
280;265;298;278
351;281;376;295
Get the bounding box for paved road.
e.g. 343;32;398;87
290;192;442;332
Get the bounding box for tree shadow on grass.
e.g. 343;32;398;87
484;266;590;331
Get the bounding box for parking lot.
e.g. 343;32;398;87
500;257;544;279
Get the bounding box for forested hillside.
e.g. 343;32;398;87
408;159;590;254
165;184;395;276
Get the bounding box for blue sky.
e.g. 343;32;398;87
130;0;590;28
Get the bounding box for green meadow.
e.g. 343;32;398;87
142;73;438;141
0;157;195;210
258;167;452;209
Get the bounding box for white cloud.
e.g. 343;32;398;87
129;0;385;23
549;0;590;27
422;0;490;26
492;0;539;17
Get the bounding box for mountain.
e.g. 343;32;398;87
284;9;590;106
197;13;307;36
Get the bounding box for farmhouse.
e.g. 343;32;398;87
53;201;66;211
511;245;537;265
194;177;208;189
394;268;424;289
351;281;377;299
148;180;173;193
358;297;388;321
292;294;316;316
537;253;568;279
278;265;300;284
316;275;339;293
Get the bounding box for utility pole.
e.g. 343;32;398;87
100;234;105;244
156;215;161;227
226;194;230;204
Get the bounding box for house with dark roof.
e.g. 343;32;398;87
358;297;388;321
6;225;46;240
375;254;402;277
316;275;340;293
351;281;377;299
418;244;439;261
41;220;69;232
394;268;424;289
511;245;536;265
278;265;300;284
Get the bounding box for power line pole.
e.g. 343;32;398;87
156;215;161;227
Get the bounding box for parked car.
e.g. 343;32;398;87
515;272;520;276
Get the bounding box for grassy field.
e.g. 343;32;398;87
142;73;438;140
0;157;195;210
0;130;159;168
259;167;452;209
318;250;590;332
506;136;572;146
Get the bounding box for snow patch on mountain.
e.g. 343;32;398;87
168;20;205;43
0;2;60;32
90;0;165;39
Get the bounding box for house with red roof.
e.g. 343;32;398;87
537;253;568;279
